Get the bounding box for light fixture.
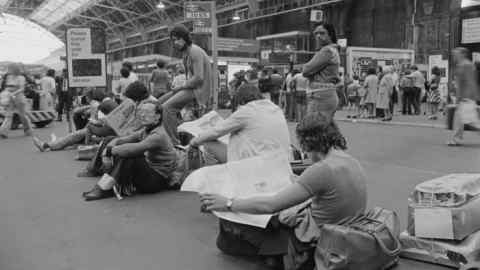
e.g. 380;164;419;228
232;14;240;21
156;1;165;9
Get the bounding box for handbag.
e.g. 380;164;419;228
315;207;401;270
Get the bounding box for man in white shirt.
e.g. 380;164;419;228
409;65;425;115
39;69;56;96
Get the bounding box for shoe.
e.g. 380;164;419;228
0;133;7;139
446;139;462;147
82;185;114;201
77;170;100;178
32;136;47;152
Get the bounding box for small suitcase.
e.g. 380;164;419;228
400;230;480;269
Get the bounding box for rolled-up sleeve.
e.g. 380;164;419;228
212;106;250;136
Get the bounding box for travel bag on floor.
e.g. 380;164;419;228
315;207;401;270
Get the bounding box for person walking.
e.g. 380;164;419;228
447;47;480;146
302;22;340;120
0;63;33;138
363;67;378;118
291;70;309;122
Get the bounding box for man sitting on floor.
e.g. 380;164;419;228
82;102;179;201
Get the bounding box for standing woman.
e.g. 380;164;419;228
363;67;379;118
427;66;442;120
0;63;33;138
302;23;340;120
377;66;394;121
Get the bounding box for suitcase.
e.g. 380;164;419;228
400;230;480;269
408;174;480;240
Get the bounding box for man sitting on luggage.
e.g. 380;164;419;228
82;102;178;201
198;113;367;269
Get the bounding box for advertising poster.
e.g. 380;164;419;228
346;47;414;79
65;28;107;87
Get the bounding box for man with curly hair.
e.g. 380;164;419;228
198;113;367;268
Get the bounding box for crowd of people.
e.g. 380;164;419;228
1;20;480;269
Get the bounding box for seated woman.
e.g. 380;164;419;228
82;102;178;201
198;113;367;268
189;84;291;163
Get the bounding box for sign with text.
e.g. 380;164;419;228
462;17;480;44
66;28;107;87
217;38;260;53
185;2;213;34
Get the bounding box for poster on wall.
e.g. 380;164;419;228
65;28;107;87
346;47;414;79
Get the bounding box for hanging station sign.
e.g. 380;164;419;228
184;1;213;34
65;28;107;87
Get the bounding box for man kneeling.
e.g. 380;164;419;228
82;103;178;201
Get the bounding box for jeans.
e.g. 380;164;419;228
49;123;115;150
159;90;196;145
0;93;32;136
306;89;339;120
412;87;421;114
285;92;295;121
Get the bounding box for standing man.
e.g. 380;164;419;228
447;47;480;146
157;24;212;145
269;69;283;105
149;59;170;98
55;69;74;122
409;65;425;115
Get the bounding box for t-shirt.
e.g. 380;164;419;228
115;77;135;98
297;150;367;226
172;74;187;89
410;70;425;89
39;76;56;94
184;44;212;106
292;73;309;92
346;81;361;97
142;125;178;179
212;99;291;161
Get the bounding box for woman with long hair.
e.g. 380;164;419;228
302;23;340;120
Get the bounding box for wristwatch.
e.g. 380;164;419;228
226;198;234;211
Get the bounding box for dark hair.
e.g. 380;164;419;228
156;59;166;69
124;81;149;102
353;75;359;80
431;66;441;76
170;24;192;46
273;69;279;74
122;62;133;71
367;67;377;75
410;65;418;71
98;99;118;115
85;88;106;102
313;22;337;44
234;84;263;108
120;67;130;78
46;69;55;77
296;113;347;155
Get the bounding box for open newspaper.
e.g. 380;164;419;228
178;111;229;144
104;99;141;136
181;150;293;228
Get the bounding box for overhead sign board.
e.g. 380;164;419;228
217;38;260;53
462;17;480;44
65;28;107;87
185;2;213;34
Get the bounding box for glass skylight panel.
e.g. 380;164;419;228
30;0;96;27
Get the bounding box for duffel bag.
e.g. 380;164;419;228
315;208;401;270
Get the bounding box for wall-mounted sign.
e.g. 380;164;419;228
65;28;106;87
185;2;213;34
462;17;480;44
217;38;260;53
310;10;324;22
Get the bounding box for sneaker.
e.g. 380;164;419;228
32;136;47;152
